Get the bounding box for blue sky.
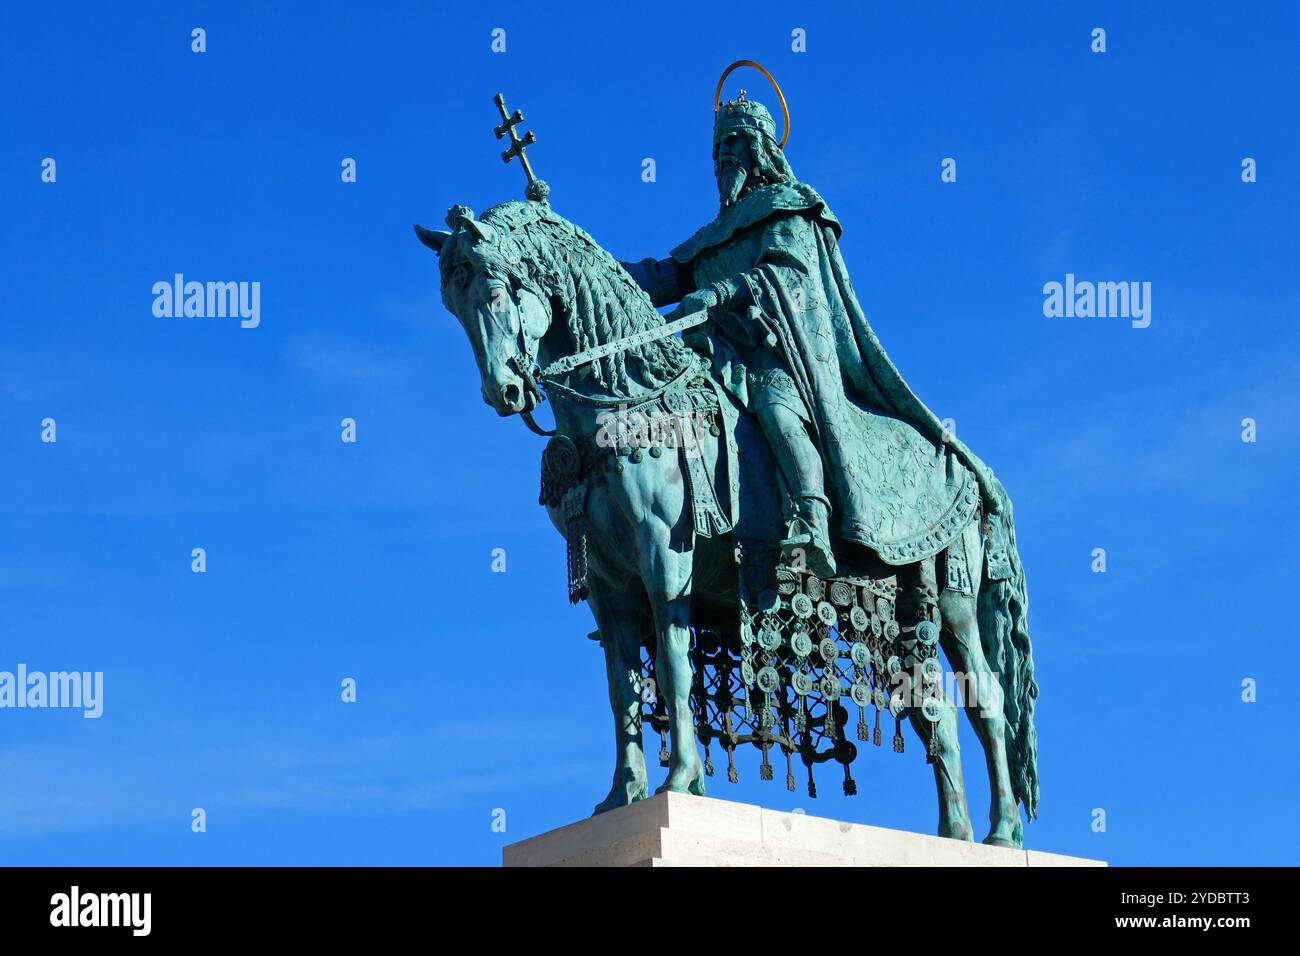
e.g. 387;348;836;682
1;1;1297;865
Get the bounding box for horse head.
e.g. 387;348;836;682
415;203;553;416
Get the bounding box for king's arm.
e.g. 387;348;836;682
618;256;695;308
668;211;821;349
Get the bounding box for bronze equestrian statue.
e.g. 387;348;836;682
415;64;1039;847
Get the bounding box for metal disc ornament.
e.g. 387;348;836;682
756;666;780;694
791;630;813;657
888;688;907;718
921;694;944;723
849;605;869;631
663;389;692;415
791;593;814;619
915;619;940;647
829;581;854;606
816;601;838;626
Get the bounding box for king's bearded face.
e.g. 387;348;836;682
715;132;752;208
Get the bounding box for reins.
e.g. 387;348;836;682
514;308;710;437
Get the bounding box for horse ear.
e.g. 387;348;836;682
414;224;452;255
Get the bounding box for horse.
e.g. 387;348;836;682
415;198;1039;847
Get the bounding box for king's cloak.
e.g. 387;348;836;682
647;179;1006;565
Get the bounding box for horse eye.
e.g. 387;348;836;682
451;264;470;289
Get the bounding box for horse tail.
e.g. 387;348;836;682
976;479;1040;820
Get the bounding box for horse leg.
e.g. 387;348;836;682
588;580;650;815
937;522;1022;847
906;695;974;841
897;557;974;841
632;525;704;797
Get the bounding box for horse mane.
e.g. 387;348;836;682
480;201;693;392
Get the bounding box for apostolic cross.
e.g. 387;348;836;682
493;92;549;202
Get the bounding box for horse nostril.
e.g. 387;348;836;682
502;382;521;408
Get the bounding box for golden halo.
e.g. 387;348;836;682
713;59;790;149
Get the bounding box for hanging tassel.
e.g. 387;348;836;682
704;742;714;777
658;730;670;767
562;487;589;604
795;671;808;733
726;746;738;784
785;749;796;792
760;740;773;781
893;715;905;753
842;763;857;796
806;762;817;799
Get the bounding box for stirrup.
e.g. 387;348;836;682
781;524;837;578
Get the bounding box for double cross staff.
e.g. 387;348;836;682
493;93;550;201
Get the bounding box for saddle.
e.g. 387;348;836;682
538;371;737;604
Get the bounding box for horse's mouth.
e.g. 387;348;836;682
495;380;538;416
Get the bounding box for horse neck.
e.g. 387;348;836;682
543;273;684;401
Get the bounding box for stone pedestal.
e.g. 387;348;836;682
503;792;1106;867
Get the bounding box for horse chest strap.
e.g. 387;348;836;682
538;436;592;603
539;434;586;507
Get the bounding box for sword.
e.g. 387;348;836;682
539;309;710;379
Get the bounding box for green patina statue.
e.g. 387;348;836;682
415;65;1040;848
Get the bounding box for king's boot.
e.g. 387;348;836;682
782;495;837;578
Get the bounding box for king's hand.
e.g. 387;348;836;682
663;288;719;325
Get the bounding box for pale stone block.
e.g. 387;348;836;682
503;796;668;867
661;791;764;843
1027;848;1108;867
502;792;1106;868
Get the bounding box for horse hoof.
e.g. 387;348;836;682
592;783;648;816
654;767;706;797
982;834;1021;850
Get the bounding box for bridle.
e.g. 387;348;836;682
484;275;555;437
480;265;709;440
507;354;555;437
